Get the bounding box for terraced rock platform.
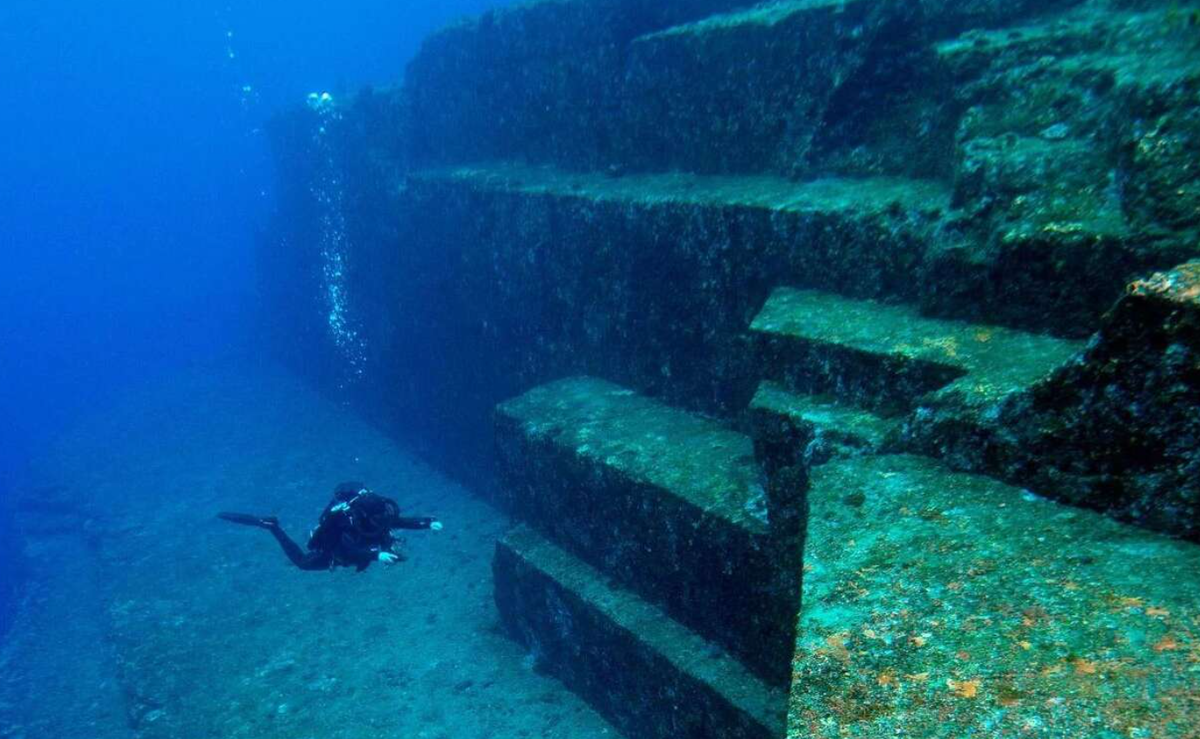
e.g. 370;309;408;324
748;381;902;463
495;525;787;739
751;286;1084;413
790;454;1200;738
496;376;800;687
413;163;951;217
262;0;1200;736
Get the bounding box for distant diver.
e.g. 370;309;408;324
218;482;441;571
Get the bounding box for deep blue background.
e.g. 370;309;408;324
0;0;513;631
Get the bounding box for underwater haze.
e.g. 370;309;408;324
0;0;515;491
4;0;1200;737
0;0;512;624
0;0;520;726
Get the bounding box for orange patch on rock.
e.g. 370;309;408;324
1072;658;1098;675
1153;636;1180;653
947;678;981;699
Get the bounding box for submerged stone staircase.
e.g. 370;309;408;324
492;377;794;738
748;286;1085;463
492;297;1200;737
264;0;1200;735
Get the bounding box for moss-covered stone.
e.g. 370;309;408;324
748;381;902;465
417;162;952;214
494;525;788;739
923;2;1200;334
496;377;800;686
751;287;1083;412
790;454;1200;738
921;260;1200;541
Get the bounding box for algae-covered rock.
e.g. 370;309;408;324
791;454;1200;738
1120;78;1200;232
918;260;1200;540
495;377;800;687
494;526;788;739
403;0;758;170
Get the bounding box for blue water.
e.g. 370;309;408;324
0;0;514;643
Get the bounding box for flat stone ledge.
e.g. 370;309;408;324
496;376;800;686
790;454;1200;738
495;525;787;739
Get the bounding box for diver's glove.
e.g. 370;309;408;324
377;551;403;566
430;520;443;532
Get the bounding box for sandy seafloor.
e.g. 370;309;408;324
0;366;617;739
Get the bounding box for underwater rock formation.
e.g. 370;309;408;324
983;261;1200;539
262;0;1200;736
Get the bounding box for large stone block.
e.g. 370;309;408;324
495;376;802;686
927;260;1200;540
494;525;787;739
403;0;759;170
620;0;895;177
790;454;1200;737
750;286;1082;414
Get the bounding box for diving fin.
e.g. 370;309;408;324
217;512;278;529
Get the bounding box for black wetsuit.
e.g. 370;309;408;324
220;482;436;572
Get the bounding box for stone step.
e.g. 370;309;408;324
410;160;948;318
403;0;782;170
747;380;902;465
403;161;1128;352
620;0;1082;178
750;287;1083;413
494;525;787;739
935;4;1113;73
791;453;1200;735
413;163;951;218
623;0;887;176
937;5;1199;88
495;376;801;687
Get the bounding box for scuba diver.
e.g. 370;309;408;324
218;482;442;571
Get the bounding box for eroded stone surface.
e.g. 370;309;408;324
751;287;1083;411
927;260;1200;540
790;454;1200;738
748;381;902;464
496;377;800;686
495;525;787;739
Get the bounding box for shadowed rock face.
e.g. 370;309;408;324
992;261;1200;539
494;526;788;739
495;377;800;687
